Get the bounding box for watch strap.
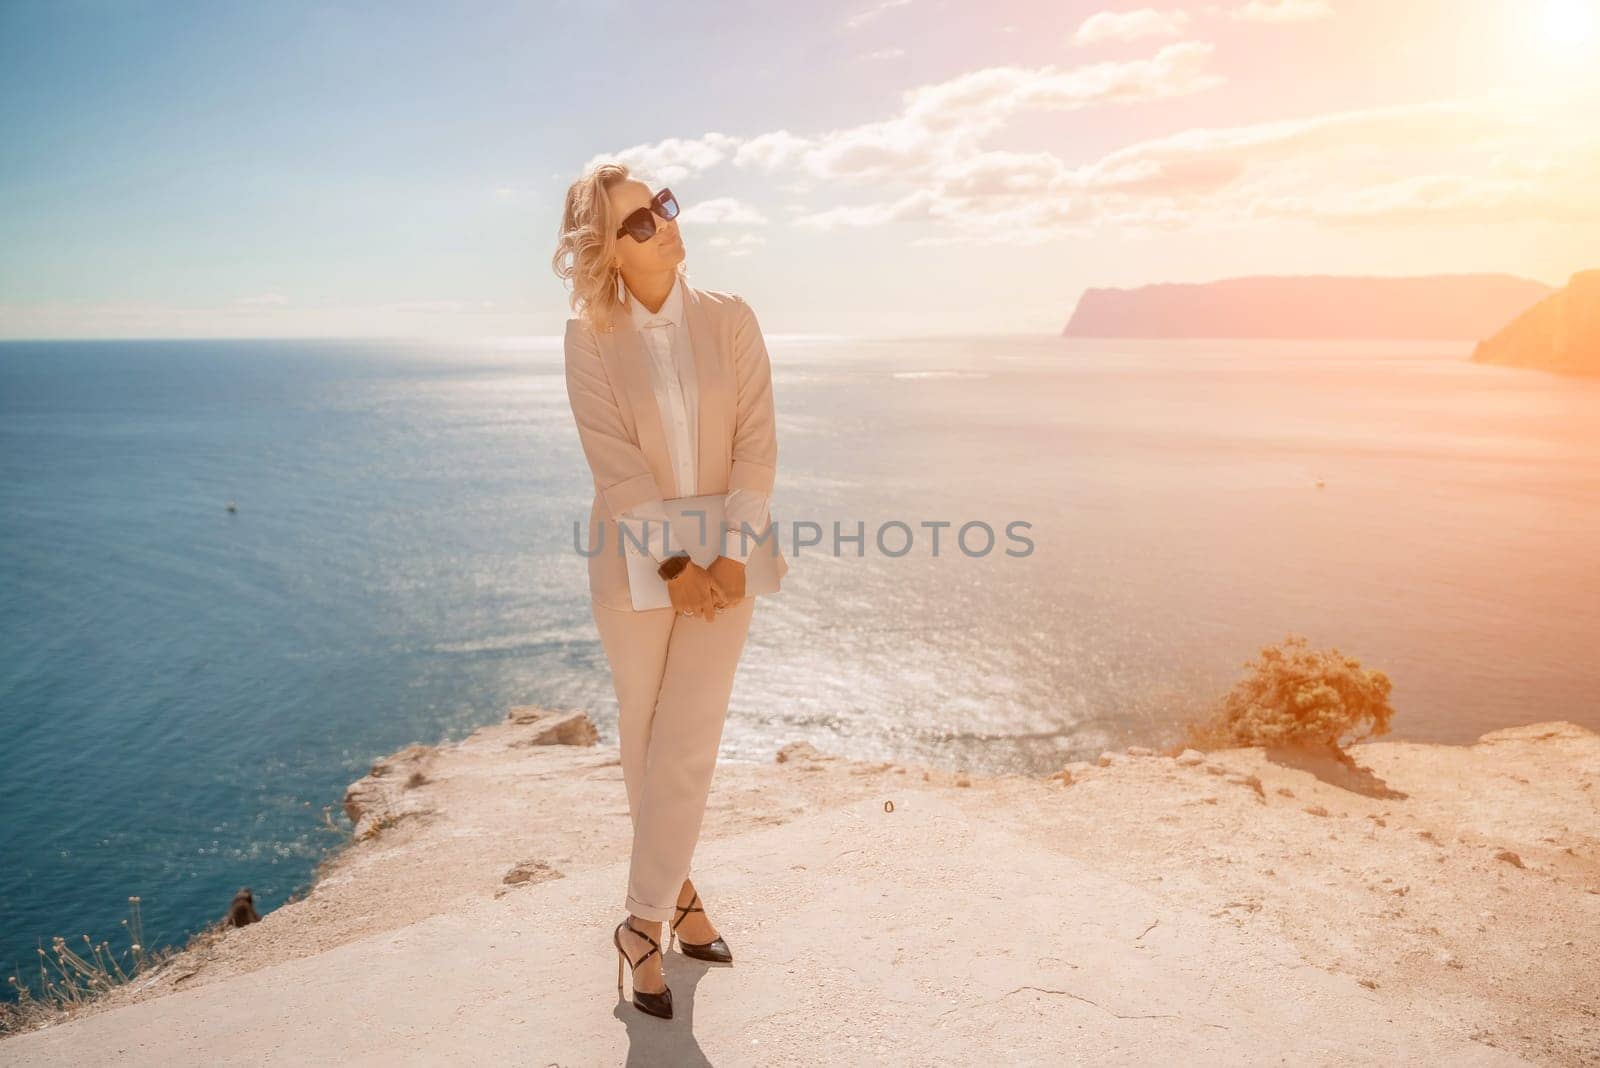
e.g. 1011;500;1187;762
656;553;692;581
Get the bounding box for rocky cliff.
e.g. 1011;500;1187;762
1472;269;1600;376
4;712;1597;1064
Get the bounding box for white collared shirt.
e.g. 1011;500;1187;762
618;273;770;566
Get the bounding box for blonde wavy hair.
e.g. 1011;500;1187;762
552;161;689;334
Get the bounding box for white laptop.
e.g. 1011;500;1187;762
623;493;783;611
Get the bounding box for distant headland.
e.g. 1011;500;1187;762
1062;273;1552;340
1472;269;1600;377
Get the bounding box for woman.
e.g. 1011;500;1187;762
552;162;789;1021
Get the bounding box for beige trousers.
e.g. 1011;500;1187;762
591;595;757;922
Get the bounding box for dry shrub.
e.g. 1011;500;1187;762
1184;635;1395;754
3;896;175;1035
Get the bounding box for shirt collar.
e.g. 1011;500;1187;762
626;272;685;332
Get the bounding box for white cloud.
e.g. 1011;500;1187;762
1076;97;1529;198
1230;0;1333;24
576;43;1223;247
746;42;1224;183
792;92;1599;244
936;149;1075;198
706;233;767;257
1069;95;1600;233
584;133;743;185
843;0;912;31
734;131;815;173
794;188;948;230
591;42;1222;189
1074;9;1191;46
682;197;769;225
574;42;1597;249
1244;142;1600;227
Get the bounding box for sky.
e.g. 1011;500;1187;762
1;0;1597;339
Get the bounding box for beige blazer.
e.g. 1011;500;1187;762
565;280;790;610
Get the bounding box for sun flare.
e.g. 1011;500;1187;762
1540;0;1597;54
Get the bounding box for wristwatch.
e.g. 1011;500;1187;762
656;552;692;581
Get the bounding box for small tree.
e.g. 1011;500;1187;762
1184;635;1395;757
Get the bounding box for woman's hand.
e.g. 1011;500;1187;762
667;561;728;622
705;556;746;603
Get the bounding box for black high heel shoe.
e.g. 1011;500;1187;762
670;891;734;964
613;919;673;1020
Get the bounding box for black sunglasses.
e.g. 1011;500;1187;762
615;187;680;242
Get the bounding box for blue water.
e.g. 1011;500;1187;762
4;335;1599;995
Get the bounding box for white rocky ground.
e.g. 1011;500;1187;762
4;711;1596;1065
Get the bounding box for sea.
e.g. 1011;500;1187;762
3;333;1598;994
